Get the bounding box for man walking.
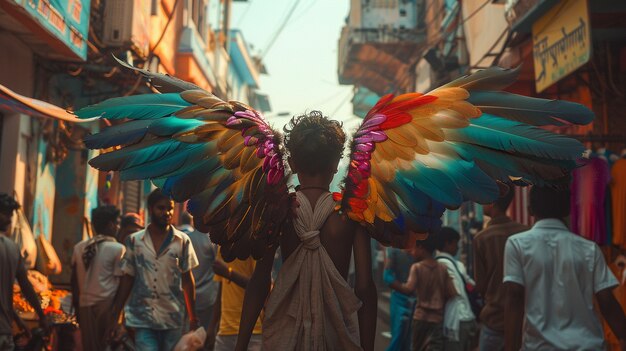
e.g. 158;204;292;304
504;186;626;351
179;213;218;350
473;190;527;351
111;189;199;351
71;205;125;351
117;212;144;245
0;194;48;350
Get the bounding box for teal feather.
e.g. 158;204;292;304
467;91;594;126
84;120;152;148
447;142;576;185
159;161;228;201
148;117;205;136
89;138;188;171
397;165;462;207
75;93;190;120
446;114;585;160
118;142;218;181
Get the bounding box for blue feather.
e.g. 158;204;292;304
160;161;227;201
396;165;462;207
447;114;585;160
75;93;190;120
467;91;594;126
118;142;217;180
84;120;152;149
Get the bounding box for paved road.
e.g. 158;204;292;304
375;313;391;351
375;289;392;351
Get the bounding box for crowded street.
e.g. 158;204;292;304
1;0;626;350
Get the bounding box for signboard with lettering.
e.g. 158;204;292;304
532;0;591;92
15;0;91;60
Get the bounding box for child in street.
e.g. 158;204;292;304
390;235;458;351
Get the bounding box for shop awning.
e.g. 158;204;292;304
0;84;93;123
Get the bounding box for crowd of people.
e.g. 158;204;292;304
383;186;626;351
0;167;625;350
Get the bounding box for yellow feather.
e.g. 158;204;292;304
432;110;470;129
175;105;205;118
412;119;445;142
239;146;260;173
449;101;481;118
221;143;245;169
427;87;470;101
217;130;241;151
386;127;417;147
391;92;424;103
371;156;395;182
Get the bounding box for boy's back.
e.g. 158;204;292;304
504;218;618;350
412;259;457;323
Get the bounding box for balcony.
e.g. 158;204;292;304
338;26;425;95
505;0;559;33
0;0;91;61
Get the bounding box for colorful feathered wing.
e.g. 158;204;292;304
75;65;289;262
338;67;594;246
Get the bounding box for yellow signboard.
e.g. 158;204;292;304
532;0;591;92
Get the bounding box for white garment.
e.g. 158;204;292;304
72;237;125;307
436;252;475;341
503;219;618;351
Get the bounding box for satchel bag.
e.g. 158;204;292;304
436;256;484;318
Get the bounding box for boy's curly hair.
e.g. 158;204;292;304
283;111;345;175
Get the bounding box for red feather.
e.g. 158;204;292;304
379;112;412;130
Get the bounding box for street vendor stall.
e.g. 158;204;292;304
12;260;78;350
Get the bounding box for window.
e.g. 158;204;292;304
71;0;82;23
192;0;209;42
371;0;398;8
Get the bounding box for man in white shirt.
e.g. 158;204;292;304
111;189;199;351
71;205;125;351
436;227;476;351
503;186;626;351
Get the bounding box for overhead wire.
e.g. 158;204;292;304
260;0;304;59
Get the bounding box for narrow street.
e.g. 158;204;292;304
375;290;392;351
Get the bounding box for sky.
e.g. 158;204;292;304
230;0;362;132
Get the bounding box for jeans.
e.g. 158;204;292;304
134;328;182;351
479;325;504;351
386;291;415;351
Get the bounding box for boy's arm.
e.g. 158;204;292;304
389;263;418;295
354;226;377;351
234;245;276;351
596;287;626;347
213;260;251;289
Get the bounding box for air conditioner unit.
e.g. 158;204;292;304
102;0;151;57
